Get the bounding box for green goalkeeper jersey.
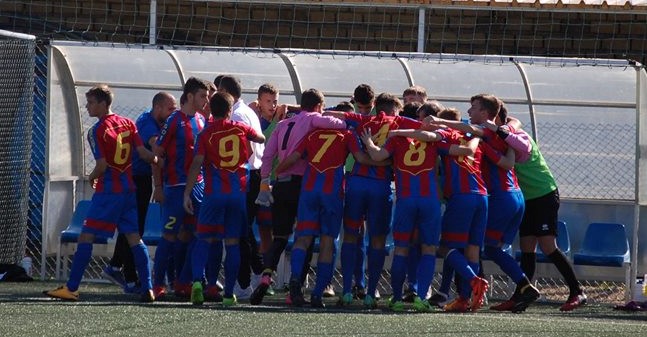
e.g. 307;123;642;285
514;136;558;200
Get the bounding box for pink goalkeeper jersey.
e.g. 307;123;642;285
260;111;346;179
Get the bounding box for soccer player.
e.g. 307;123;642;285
276;125;389;307
102;92;176;293
325;93;422;308
217;75;265;300
360;125;443;312
45;84;160;302
249;88;347;306
428;99;540;312
248;83;300;295
152;77;208;299
183;92;265;306
416;100;444;121
352;83;376;115
400;101;422;120
402;85;428;105
490;105;587;312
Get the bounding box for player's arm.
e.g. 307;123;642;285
388;129;442;142
448;137;479;157
275;151;302;174
424;115;484;137
321;110;347;120
352;150;392;167
249;131;265;144
276;104;300;120
88;158;108;184
481;142;515;171
481;120;531;162
313;113;347;130
360;129;390;162
183;154;204;215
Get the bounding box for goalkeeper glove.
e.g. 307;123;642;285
255;178;274;206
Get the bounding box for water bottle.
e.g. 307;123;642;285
20;256;32;276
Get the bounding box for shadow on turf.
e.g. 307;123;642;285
7;284;647;321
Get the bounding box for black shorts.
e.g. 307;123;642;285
246;169;261;227
519;189;560;237
271;175;302;237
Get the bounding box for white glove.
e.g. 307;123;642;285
255;178;274;207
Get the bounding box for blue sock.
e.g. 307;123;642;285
390;254;407;301
484;246;524;283
207;240;223;286
289;247;307;282
340;242;357;294
66;242;92;292
191;240;209;282
178;239;195;284
153;238;172;286
416;254;436;299
459;260;481;299
313;261;334;297
224;244;240;297
355;239;366;288
367;247;386;297
407;245;420;291
445;249;477;280
438;257;455;295
131;242;152;290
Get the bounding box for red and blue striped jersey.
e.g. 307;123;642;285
344;112;421;180
480;128;520;193
298;129;353;195
383;136;439;198
436;129;487;197
156;110;205;186
87;114;143;193
196;119;259;195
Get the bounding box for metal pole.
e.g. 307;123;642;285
149;0;157;45
417;8;425;53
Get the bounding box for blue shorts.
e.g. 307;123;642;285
440;193;488;249
392;196;441;248
343;175;393;237
485;190;525;246
162;183;203;235
82;192;138;238
197;192;246;240
295;190;343;239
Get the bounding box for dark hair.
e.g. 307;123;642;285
85;84;113;106
213;74;225;88
353;84;375;105
334;101;354;113
498;103;508;123
417;100;444;118
218;75;242;99
374;92;403;116
300;88;324;111
152;91;171;108
258;83;278;97
470;93;501;119
183;77;209;96
210;92;235;118
401;102;422;119
438;107;461;121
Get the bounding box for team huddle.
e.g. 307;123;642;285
44;77;587;313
